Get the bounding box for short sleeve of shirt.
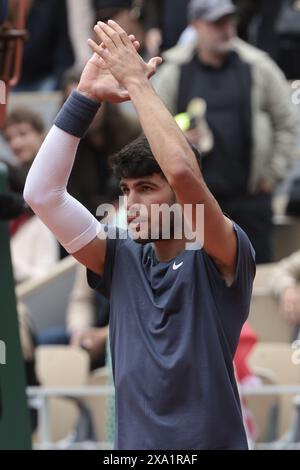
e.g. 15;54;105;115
201;220;256;348
230;222;256;294
87;226;127;298
202;222;256;352
203;222;256;295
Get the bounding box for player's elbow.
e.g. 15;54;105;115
168;161;195;188
23;183;37;209
23;180;53;213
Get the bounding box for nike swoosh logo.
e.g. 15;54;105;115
173;261;183;271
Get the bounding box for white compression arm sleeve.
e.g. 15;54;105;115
24;93;102;254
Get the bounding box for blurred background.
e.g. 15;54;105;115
1;0;300;450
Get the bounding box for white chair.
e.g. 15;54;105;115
249;343;300;436
35;345;90;442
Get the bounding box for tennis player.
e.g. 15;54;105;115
24;20;255;450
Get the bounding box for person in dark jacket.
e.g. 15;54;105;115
143;0;188;56
14;0;74;91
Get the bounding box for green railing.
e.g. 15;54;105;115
0;162;31;449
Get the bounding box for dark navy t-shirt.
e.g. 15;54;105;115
87;223;256;450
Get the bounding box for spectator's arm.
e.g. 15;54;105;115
67;0;95;68
260;57;297;187
142;0;163;57
142;0;161;31
269;250;300;297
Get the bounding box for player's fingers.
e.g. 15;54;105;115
128;34;140;51
133;40;140;51
88;38;110;60
94;23;116;52
107;19;134;48
97;20;123;48
119;90;131;102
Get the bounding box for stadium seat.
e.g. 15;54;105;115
83;367;110;444
249;264;293;343
35;345;90;442
244;367;280;442
16;256;78;334
248;343;300;436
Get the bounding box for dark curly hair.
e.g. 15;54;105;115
110;134;202;181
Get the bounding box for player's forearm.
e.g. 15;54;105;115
25;90;100;192
127;80;202;184
24;125;79;207
24;91;101;253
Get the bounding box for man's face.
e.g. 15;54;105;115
194;14;236;55
120;173;178;244
4;122;44;163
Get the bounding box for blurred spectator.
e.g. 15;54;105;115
66;0;95;70
142;0;188;56
0;0;8;23
95;0;144;48
67;1;145;67
155;0;297;263
2;107;59;282
38;261;109;370
233;0;282;60
269;250;300;329
234;323;260;387
9;208;59;283
14;0;74;92
235;0;300;80
275;0;300;80
234;0;281;57
234;322;261;444
233;0;257;40
3;108;45;192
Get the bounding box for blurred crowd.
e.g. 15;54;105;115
2;0;300;261
4;0;300;92
1;0;300;447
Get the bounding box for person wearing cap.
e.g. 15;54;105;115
155;0;297;264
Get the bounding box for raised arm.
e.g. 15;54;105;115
23;91;106;275
90;20;238;282
24;35;161;275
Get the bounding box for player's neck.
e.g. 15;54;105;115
153;238;186;263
